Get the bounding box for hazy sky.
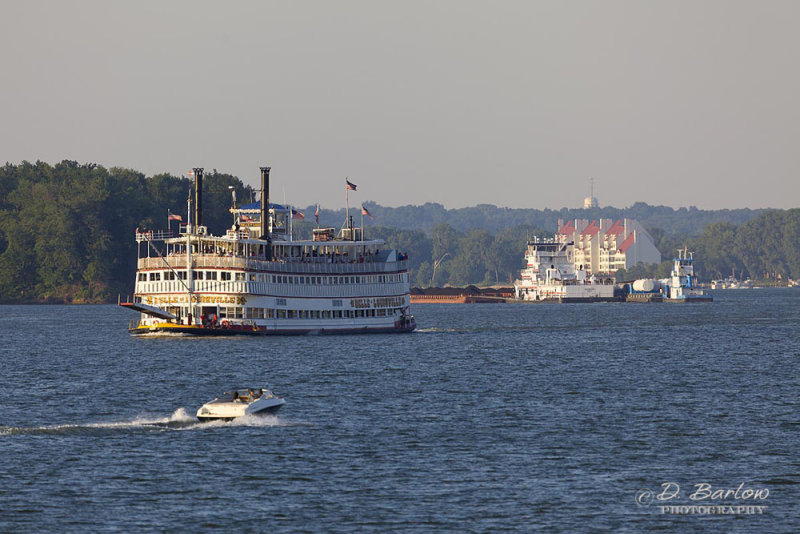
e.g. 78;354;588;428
2;1;798;210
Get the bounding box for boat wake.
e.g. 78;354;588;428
0;408;292;436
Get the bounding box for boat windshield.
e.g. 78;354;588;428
216;388;271;402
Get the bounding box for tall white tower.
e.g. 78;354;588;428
583;178;599;209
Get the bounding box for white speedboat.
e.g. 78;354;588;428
196;388;285;421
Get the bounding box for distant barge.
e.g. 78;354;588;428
410;286;512;304
413;249;712;305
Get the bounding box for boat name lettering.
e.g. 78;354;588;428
350;296;404;309
147;295;245;305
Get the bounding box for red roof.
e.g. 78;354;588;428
619;232;636;253
580;220;600;238
557;221;575;235
605;219;625;238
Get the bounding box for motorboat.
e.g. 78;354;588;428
196;388;285;421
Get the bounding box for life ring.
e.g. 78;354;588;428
221;320;230;328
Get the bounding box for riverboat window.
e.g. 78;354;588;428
322;310;331;319
377;309;386;316
138;273;146;281
235;272;246;281
246;308;265;319
248;273;255;281
332;299;342;307
166;271;176;280
221;272;231;281
178;271;187;280
276;309;287;319
206;271;217;280
149;272;160;281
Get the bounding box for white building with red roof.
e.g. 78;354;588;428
556;218;661;274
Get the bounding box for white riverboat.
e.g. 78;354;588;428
513;238;617;302
662;248;713;303
120;167;415;335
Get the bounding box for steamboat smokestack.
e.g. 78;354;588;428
193;167;204;230
260;166;272;258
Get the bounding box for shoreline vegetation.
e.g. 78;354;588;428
1;160;798;304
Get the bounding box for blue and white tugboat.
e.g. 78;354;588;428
663;248;713;303
120;167;415;335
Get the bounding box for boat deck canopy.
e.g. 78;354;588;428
119;301;177;321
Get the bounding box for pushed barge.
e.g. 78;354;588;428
120;167;415;335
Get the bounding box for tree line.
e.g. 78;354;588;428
0;161;797;303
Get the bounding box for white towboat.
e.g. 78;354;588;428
662;248;713;303
513;238;617;302
196;388;285;421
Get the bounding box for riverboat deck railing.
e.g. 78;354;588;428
136;230;174;242
137;255;407;273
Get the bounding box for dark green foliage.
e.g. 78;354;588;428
0;160;797;303
0;161;255;303
306;200;762;235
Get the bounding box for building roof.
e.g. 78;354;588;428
580;220;601;238
619;232;636;253
605;219;625;238
557;220;575;235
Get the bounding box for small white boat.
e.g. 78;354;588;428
196;388;285;421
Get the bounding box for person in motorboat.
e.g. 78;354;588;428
196;387;285;421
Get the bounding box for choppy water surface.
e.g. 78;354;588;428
1;290;799;532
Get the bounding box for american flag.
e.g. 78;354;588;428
315;204;320;224
292;209;305;220
361;205;373;220
241;215;253;222
168;211;182;221
187;170;194;178
346;179;357;191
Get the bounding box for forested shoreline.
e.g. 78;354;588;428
0;161;798;303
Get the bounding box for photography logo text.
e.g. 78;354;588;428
635;482;769;515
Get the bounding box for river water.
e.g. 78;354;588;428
1;289;799;532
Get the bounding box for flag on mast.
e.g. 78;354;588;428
314;204;320;224
346;179;357;191
361;204;373;220
292;209;305;220
187;170;194;178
